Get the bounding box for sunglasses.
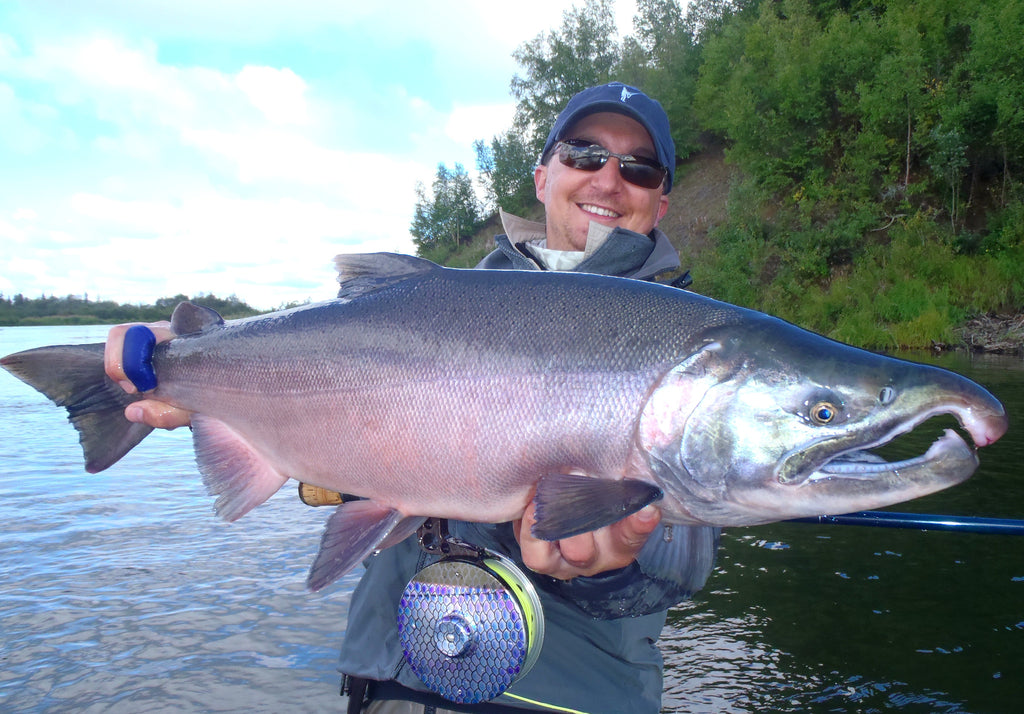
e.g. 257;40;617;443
555;139;668;190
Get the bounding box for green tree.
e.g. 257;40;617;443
619;0;703;158
509;0;620;156
472;0;622;220
410;163;481;253
964;0;1024;207
473;130;537;216
683;0;753;44
698;0;840;190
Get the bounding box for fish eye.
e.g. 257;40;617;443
810;401;838;425
878;386;896;404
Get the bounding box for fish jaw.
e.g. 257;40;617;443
722;428;980;526
639;324;1008;527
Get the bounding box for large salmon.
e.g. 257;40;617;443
1;253;1008;591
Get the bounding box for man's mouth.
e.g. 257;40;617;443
578;203;620;219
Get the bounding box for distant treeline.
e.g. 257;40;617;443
0;293;263;327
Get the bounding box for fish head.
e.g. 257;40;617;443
638;321;1009;526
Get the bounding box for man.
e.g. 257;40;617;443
104;83;718;713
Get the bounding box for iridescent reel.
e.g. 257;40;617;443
397;524;544;705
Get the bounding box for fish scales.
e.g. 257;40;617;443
149;268;678;519
1;252;1008;591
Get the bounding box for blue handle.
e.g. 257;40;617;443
122;325;158;392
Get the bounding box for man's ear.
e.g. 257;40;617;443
654;194;669;227
534;164;547;204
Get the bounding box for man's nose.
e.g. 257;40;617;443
588;157;626;191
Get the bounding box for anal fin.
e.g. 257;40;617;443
307;501;407;591
531;474;663;541
379;515;427;550
191;415;289;521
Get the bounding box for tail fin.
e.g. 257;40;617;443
1;343;153;472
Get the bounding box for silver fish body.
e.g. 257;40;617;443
1;253;1008;591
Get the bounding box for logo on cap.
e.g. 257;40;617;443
619;86;638;102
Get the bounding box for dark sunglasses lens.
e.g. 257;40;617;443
619;162;666;189
559;145;606;171
558;143;665;189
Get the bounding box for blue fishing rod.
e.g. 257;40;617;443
789;511;1024;535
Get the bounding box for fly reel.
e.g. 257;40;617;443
396;521;544;705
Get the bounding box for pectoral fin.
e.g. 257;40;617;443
531;474;663;541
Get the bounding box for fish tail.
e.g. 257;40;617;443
1;343;154;473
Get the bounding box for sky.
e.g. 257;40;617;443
0;0;640;310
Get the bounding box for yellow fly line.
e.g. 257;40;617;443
501;691;591;714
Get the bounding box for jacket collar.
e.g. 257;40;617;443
488;208;680;281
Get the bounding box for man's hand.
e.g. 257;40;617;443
512;499;661;580
104;322;193;429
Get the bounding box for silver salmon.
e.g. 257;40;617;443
1;253;1008;591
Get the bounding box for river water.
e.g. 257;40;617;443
0;326;1020;713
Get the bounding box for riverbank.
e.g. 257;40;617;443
957;314;1024;355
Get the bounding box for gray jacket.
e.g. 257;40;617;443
337;215;717;713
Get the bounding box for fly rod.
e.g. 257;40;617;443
789;511;1024;535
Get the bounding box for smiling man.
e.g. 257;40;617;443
339;83;718;714
472;82;691;588
478;81;681;283
539;112;669;248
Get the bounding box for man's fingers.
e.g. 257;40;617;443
616;505;662;549
104;321;174;388
555;532;599;570
104;320;192;431
124;400;193;430
513;501;663;580
515;503;566;576
104;324;134;390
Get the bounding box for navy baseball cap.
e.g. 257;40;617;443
541;82;676;192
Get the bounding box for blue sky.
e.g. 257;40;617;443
0;0;639;310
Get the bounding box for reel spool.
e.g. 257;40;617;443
397;551;544;705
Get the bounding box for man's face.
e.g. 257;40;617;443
535;112;670;252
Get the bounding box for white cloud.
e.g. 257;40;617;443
0;0;643;309
69;193;183;233
236;65;309;125
0;216;27;243
0;81;55;153
445;103;517;146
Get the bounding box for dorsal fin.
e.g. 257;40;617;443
333;252;437;300
170;301;225;335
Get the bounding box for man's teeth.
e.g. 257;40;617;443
580;204;619;218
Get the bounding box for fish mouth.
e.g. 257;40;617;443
808;427;975;483
704;399;1009;527
785;397;1007;489
723;421;980;526
706;420;983;527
